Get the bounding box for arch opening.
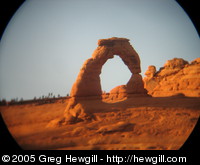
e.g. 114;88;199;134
100;55;132;93
70;37;146;98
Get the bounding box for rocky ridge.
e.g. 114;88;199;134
143;57;200;97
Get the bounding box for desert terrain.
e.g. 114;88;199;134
1;95;199;150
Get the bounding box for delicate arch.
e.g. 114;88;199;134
70;37;146;97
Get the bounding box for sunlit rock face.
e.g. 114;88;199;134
70;37;146;97
144;58;200;97
109;85;127;100
63;37;147;124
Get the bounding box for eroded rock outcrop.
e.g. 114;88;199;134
143;65;158;92
70;37;146;97
64;37;147;123
144;58;200;97
144;65;156;80
108;85;127;100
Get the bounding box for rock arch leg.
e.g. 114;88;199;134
126;74;147;95
64;37;147;124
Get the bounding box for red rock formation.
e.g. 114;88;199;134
144;65;156;80
70;37;146;97
109;85;127;100
64;37;147;123
144;58;200;97
143;65;157;91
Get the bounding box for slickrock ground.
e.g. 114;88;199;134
1;96;199;150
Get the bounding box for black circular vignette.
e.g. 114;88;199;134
0;0;199;153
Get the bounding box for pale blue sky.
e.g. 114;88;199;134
0;0;199;100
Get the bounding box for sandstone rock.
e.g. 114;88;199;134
144;57;200;97
46;117;66;128
157;58;188;77
191;57;200;64
110;85;127;94
164;58;188;69
70;37;145;97
144;65;156;79
143;78;159;94
96;121;133;134
65;37;147;124
109;85;127;100
143;65;158;91
98;37;129;46
64;98;95;124
126;74;147;94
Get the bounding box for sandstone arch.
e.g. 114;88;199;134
61;37;147;124
70;37;146;97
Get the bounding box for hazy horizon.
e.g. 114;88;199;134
0;0;199;100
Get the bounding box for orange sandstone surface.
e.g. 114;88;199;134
1;97;199;150
143;58;200;97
